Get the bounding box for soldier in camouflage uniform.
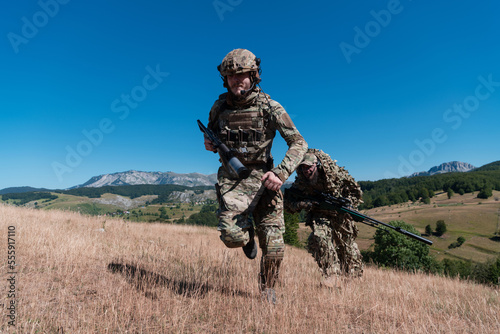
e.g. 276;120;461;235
284;149;363;287
203;49;307;299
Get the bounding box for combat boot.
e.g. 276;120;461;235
320;275;342;290
261;288;276;304
258;271;277;304
242;228;257;259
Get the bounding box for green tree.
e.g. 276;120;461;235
299;209;307;223
373;195;389;207
442;258;473;278
283;211;302;247
369;220;433;271
185;211;217;226
184;204;218;227
425;224;432;236
447;188;454;199
435;220;447;236
418;187;430;200
477;186;493;199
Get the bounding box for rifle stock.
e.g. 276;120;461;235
197;120;250;180
288;188;433;245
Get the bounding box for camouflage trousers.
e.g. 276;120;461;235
216;165;285;289
307;213;363;279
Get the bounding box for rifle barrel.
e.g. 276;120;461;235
335;204;433;245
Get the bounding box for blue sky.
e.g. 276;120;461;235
1;0;499;190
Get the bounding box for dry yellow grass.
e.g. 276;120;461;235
1;203;499;333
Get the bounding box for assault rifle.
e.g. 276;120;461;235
197;119;250;180
287;188;433;245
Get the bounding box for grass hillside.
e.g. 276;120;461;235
359;190;500;263
1;204;499;333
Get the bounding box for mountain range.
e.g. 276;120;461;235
75;170;218;188
0;171;217;195
409;161;476;177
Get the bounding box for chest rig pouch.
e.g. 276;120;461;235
217;101;272;164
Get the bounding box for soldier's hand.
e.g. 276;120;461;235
204;136;216;152
303;200;319;211
261;171;282;192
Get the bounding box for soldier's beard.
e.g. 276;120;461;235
306;170;318;184
232;87;247;99
226;88;259;107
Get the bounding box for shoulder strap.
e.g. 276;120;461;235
208;93;228;128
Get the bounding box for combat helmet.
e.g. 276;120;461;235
218;49;261;87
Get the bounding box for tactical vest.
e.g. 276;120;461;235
216;94;273;164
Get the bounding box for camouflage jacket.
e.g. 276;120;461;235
208;89;307;183
285;149;362;217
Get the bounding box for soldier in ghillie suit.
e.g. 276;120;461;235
284;149;363;288
203;49;307;301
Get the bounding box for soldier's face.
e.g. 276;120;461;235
227;72;252;97
302;163;317;180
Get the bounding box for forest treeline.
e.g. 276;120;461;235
1;192;58;205
359;161;500;209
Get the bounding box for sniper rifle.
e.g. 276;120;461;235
287;188;433;245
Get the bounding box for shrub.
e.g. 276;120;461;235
367;220;433;271
477;187;493;199
448;236;466;249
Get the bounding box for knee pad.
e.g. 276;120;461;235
264;236;285;260
219;228;249;248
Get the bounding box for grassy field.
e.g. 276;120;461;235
0;203;499;333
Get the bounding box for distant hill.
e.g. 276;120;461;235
76;170;218;188
409;161;475;177
359;160;500;209
0;186;52;195
474;160;500;172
